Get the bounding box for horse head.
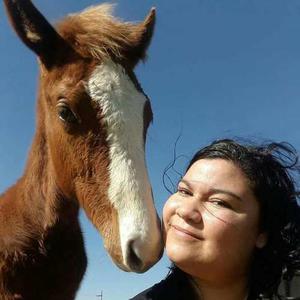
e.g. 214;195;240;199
4;0;163;273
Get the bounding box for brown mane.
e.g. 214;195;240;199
57;4;155;66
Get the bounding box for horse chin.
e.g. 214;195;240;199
113;261;131;273
108;241;163;273
111;257;151;274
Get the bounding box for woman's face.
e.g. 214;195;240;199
163;158;266;284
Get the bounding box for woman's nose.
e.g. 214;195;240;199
176;202;202;223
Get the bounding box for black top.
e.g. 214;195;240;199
129;271;197;300
130;270;259;300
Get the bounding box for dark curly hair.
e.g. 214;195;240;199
167;139;300;300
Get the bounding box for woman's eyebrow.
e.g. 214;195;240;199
180;180;243;201
209;188;243;202
179;179;194;188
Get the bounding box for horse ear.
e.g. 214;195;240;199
126;8;156;68
4;0;68;69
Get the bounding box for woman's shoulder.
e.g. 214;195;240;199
129;269;196;300
129;277;178;300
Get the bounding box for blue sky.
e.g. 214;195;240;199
1;1;300;299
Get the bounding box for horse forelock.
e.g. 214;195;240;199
55;3;146;63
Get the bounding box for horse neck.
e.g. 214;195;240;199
0;102;79;254
24;124;79;225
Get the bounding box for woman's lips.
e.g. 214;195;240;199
171;224;203;240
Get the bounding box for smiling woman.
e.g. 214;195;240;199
131;139;300;300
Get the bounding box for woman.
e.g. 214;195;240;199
131;139;300;300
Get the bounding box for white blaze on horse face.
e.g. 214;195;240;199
86;61;162;271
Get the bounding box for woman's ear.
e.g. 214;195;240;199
255;232;268;249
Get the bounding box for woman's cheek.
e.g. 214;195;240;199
162;196;177;244
162;219;167;244
163;196;177;222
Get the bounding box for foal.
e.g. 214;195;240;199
1;1;162;299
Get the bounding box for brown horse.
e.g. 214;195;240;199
1;1;162;299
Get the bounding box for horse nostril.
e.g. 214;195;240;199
127;239;144;272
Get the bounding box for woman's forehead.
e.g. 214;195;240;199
183;159;252;194
185;159;243;180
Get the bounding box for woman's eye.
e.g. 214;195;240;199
177;188;192;196
57;104;78;124
209;199;232;209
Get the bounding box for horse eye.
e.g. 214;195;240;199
57;104;78;124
